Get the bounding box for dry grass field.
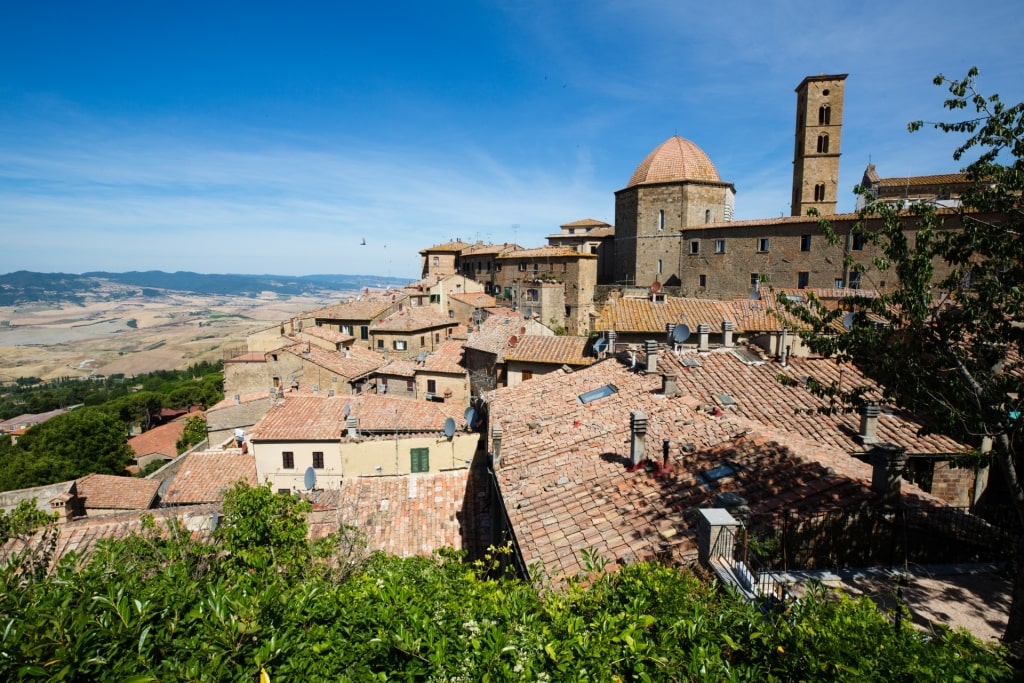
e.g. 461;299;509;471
0;289;349;382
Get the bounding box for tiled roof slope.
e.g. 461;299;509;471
659;349;967;456
595;296;796;334
497;246;596;260
560;218;611;229
281;343;384;380
421;339;467;375
627;136;723;187
300;326;354;344
162;450;257;505
372;306;453;332
876;173;969;187
250;394;467;441
421;240;473;253
75;473;160;510
484;357;943;581
464;314;529;359
312;293;404;321
128;419;187;458
377;359;418;377
449;291;497;308
307;468;489;558
504;335;595;366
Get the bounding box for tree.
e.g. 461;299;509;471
214;482;313;575
780;68;1024;645
175;414;207;454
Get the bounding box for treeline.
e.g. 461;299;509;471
0;483;1012;681
0;360;223;420
0;362;224;491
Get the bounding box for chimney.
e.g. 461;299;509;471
607;330;617;354
665;322;676;344
858;402;881;444
491;424;503;468
644;340;658;373
630;411;648;467
661;373;678;398
698;323;710;351
346;416;359;438
722;320;735;348
870;443;907;501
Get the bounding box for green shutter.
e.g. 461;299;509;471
410;447;429;473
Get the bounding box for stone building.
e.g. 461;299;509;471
492;246;597;335
420;239;473;278
546;218;615;284
791;74;846;217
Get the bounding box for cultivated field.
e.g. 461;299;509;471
0;288;350;382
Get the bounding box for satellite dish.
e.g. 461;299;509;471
672;324;691;344
651;280;662;293
417;350;428;363
443;417;456;439
464;406;477;429
593;337;608;354
303;466;317;491
842;311;856;331
524;307;533;319
343;403;351;418
748;289;760;300
508;334;519;347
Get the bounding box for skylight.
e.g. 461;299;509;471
700;463;736;485
578;384;618;404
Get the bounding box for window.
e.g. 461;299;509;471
797;271;809;289
312;451;324;469
427;379;436;393
818;104;831;125
393;340;407;351
419;336;425;347
849;271;862;289
522;370;533;381
814;184;826;202
699;274;707;288
360;326;369;340
705;209;711;224
448;309;454;318
578;384;618;404
757;238;770;253
432;256;439;267
342;325;353;335
852;232;866;250
565;305;571;317
410;447;429;473
476;262;482;271
406;379;414;392
277;488;290;494
533;263;539;272
801;234;812;251
658;209;665;231
434;332;440;342
518;263;527;271
835;279;844;289
689;240;700;255
282;451;294;469
750;273;760;288
430;294;440;304
496;263;502;272
486;262;491;272
377;339;384;349
657;259;663;274
526;288;538;302
715;239;726;254
817;134;829;154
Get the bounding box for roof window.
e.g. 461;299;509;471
578;384;618;404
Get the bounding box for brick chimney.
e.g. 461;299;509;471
644;340;658;373
722;320;735;348
630;411;648;467
661;373;678;398
698;323;710;351
858;402;880;444
491;423;503;468
346;416;359;439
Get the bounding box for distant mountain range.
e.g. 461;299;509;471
0;270;412;306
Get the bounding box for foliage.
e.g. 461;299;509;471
175;414;208;454
214;483;315;575
778;68;1024;644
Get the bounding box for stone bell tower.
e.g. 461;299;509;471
791;74;847;216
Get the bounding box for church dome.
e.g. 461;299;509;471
626;135;721;188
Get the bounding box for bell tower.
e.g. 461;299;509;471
791;74;847;216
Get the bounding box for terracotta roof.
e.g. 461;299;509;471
420;339;467;375
484;357;944;581
128;419;187;459
560;218;612;229
659;350;968;456
626;136;723;188
313;293;403;322
249;394;467;441
420;239;473;254
300;326;354;344
372;306;453;332
464;314;529;359
377;358;418;378
497;246;596;260
306;468;488;558
162;450;257;505
0;408;68;432
504;335;595;367
449;291;497;308
459;242;519;257
281;342;384;380
75;473;160;510
594;296;782;334
875;173;970;188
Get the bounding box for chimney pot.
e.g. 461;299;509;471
630;411;648;466
662;373;678;398
722;320;735;347
858;401;881;444
698;323;711;351
644;340;658;373
870;443;906;501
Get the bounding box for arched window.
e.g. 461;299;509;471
658;209;665;231
818;104;831;125
705;209;711;224
814;183;826;202
816;134;829;154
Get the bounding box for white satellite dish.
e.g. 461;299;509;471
672;324;691;344
303;466;317;491
842;311;856;331
343;403;351;418
464;407;477;430
443;417;456;439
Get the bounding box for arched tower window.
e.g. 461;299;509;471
818;104;831;125
658;209;665;231
817;134;829;154
704;209;711;224
814;183;826;201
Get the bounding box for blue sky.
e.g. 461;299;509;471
1;1;1021;279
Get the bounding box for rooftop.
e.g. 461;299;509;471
128;418;187;458
162;450;257;505
371;306;454;333
75;473;160;510
504;335;595;367
626;136;725;188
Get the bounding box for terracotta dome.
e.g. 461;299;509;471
626;135;721;188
